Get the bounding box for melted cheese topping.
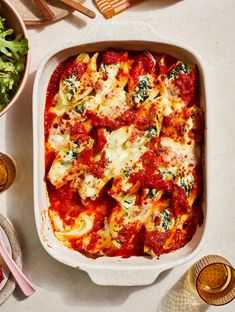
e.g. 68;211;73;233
45;50;204;258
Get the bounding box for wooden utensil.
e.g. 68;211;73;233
32;0;55;21
59;0;96;19
95;0;144;19
8;0;87;26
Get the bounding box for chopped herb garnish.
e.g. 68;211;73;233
100;63;108;73
161;210;171;231
64;72;77;100
157;167;176;180
167;62;190;80
74;103;86;115
123;195;135;209
73;140;79;147
124;199;132;205
67;90;73;101
106;157;113;163
123;166;132;178
146;125;158;139
147;188;158;198
180;176;194;197
122;211;129;222
178;174;194;197
63;146;78;166
123;170;130;178
67;149;77;158
134;76;149;104
181;182;191;197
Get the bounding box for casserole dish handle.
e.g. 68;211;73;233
84;22;163;43
80;267;163;286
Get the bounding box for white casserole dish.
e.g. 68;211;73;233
33;22;207;286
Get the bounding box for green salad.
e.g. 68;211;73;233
0;16;28;112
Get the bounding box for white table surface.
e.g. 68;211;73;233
0;0;235;311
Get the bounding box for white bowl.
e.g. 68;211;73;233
0;0;30;117
33;22;207;286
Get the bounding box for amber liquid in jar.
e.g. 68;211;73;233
0;153;16;192
0;159;8;192
197;263;235;303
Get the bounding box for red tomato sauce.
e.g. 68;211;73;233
167;222;197;252
44;111;57;142
44;57;74;140
102;50;128;65
45;149;56;175
69;120;90;143
79;148;106;178
45;50;203;259
130;53;155;85
130;150;193;218
62;60;87;80
47;182;86;222
174;68;198;103
144;230;171;256
130;151;162;189
170;184;190;217
135;104;158;131
45;57;75;108
86;108;136;131
188;111;204;143
90;128;107;153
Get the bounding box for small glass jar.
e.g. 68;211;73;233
192;255;235;306
158;255;235;312
0;153;16;193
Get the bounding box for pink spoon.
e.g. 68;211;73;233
0;232;35;296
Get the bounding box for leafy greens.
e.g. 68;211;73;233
0;16;28;112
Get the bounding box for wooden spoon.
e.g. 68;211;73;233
32;0;55;22
59;0;96;19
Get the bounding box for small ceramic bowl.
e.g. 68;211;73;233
0;213;22;306
0;0;30;117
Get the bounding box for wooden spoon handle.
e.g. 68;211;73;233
59;0;96;19
32;0;55;21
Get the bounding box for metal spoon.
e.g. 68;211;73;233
0;232;35;296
